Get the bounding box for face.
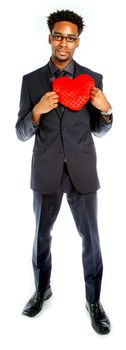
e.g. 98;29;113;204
49;21;80;68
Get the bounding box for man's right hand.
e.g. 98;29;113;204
32;91;59;124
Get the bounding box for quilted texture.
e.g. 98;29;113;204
52;74;95;111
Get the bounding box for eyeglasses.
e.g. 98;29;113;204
51;34;78;43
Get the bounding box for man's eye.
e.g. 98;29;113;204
67;37;76;42
55;35;61;40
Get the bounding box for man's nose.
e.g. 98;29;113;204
59;38;68;47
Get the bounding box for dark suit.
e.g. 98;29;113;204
16;60;112;303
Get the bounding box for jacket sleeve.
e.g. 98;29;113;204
90;75;113;137
15;76;39;141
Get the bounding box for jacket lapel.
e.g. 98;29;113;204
74;61;87;77
39;64;62;119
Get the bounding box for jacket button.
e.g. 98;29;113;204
62;128;66;132
59;149;63;153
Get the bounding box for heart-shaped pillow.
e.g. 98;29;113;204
52;74;95;111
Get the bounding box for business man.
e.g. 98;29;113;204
16;10;113;334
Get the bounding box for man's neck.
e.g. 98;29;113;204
51;57;72;69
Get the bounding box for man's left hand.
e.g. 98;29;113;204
90;87;111;113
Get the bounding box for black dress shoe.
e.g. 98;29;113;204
22;287;52;317
86;301;111;334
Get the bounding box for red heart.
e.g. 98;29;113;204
52;74;95;111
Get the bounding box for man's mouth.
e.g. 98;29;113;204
57;50;68;55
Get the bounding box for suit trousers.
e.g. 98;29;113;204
32;166;103;303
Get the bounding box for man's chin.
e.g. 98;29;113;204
56;56;69;62
55;52;70;61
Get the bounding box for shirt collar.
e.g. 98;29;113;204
48;58;75;77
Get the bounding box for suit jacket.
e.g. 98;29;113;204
16;60;112;194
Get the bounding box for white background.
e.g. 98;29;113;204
0;0;126;348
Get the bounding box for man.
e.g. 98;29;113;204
16;10;113;334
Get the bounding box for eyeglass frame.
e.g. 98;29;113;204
51;33;79;43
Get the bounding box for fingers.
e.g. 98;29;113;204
47;92;59;101
91;87;99;92
90;87;99;97
48;95;59;106
50;103;58;110
47;92;59;110
46;91;59;98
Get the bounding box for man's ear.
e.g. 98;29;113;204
48;34;51;44
76;38;80;48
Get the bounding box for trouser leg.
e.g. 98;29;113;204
67;190;103;303
32;189;63;292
